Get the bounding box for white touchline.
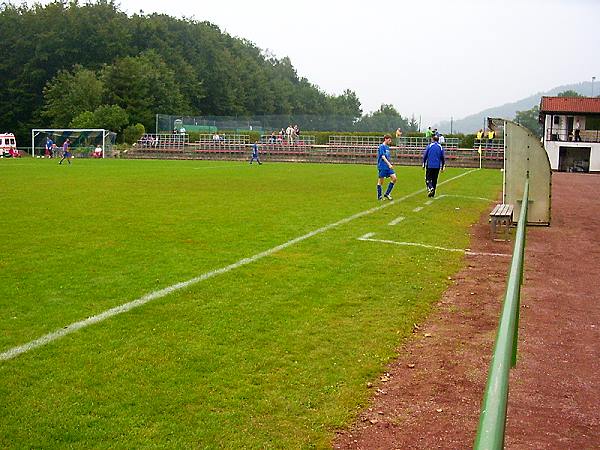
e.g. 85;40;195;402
437;194;494;202
192;164;249;170
387;216;405;226
357;235;510;257
425;200;433;205
0;169;478;361
412;206;423;212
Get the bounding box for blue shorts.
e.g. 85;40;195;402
64;152;72;158
378;167;395;178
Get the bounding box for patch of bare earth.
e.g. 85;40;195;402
334;172;600;449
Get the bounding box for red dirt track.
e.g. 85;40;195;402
334;172;600;449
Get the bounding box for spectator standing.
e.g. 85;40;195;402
487;127;495;140
293;124;300;143
438;134;445;145
395;128;403;146
376;134;397;200
59;139;72;165
424;127;433;141
422;135;445;197
574;119;582;142
286;125;294;144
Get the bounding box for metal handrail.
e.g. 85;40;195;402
474;177;530;450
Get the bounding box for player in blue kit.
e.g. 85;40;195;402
249;141;262;165
59;139;72;165
422;135;445;197
377;134;396;200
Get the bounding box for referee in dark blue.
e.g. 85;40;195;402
422;135;445;197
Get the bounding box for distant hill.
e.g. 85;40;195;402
436;81;595;134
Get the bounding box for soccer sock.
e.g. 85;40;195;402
385;182;395;196
377;185;382;198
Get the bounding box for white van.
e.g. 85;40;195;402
0;133;19;157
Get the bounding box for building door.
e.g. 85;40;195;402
558;146;591;172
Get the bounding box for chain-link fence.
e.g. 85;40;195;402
157;114;367;134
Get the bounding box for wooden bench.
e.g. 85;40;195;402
490;204;514;240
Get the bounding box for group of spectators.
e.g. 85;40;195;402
424;126;446;144
476;128;496;142
267;124;301;145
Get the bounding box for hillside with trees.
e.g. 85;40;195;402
0;1;418;142
435;82;597;134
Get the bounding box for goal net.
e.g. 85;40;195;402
31;129;117;158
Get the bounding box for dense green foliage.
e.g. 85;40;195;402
557;90;583;98
1;1;414;141
0;159;502;447
515;105;542;137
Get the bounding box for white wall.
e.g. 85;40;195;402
543;114;600;171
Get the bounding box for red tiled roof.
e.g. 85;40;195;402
540;96;600;114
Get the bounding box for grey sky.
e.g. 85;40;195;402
15;0;600;125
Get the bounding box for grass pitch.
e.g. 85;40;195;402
0;158;502;448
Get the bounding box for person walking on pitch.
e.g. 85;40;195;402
377;134;396;200
422;135;445;197
249;141;262;164
59;139;72;165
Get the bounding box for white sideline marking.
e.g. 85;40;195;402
437;194;493;202
387;216;405;226
192;164;248;170
425;200;434;205
357;235;510;257
0;169;478;361
413;206;423;212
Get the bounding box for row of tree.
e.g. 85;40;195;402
0;1;419;143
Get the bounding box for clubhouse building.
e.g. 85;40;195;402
539;96;600;172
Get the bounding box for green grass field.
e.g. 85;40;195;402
0;158;502;448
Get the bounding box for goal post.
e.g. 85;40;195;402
31;129;116;158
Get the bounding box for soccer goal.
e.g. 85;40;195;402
31;129;117;158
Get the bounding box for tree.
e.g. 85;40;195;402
91;105;129;132
41;66;105;127
122;123;146;144
69;111;97;129
102;51;191;130
357;104;409;132
69;105;129;133
557;90;583;98
515;105;542;137
407;114;420;132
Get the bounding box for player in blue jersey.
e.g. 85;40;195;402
249;140;262;164
377;134;397;200
59;139;72;165
45;137;54;158
422;135;445;197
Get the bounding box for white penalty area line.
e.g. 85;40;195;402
0;169;478;362
357;233;510;258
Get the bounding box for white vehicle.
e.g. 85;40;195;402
0;133;19;157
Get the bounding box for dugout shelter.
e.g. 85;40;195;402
492;118;552;225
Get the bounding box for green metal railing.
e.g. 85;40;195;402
474;177;530;450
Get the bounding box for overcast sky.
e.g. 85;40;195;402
15;0;600;125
